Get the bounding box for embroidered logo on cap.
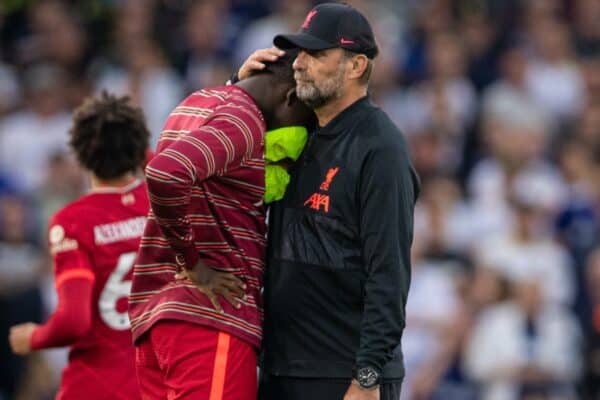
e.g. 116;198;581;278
302;10;318;29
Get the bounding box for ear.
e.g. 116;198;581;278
285;87;297;107
347;54;369;81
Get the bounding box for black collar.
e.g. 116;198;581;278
316;96;371;136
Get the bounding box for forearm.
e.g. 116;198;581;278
30;278;93;350
356;261;408;372
145;153;199;269
145;113;260;269
356;144;417;372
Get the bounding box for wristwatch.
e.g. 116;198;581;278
353;366;380;390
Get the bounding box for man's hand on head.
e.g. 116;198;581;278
175;260;246;312
238;47;285;80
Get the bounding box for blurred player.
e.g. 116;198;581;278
9;92;149;399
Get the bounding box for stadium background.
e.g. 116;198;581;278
0;0;599;399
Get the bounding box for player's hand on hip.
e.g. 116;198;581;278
343;381;380;400
9;322;38;355
175;260;246;312
199;270;247;312
238;47;285;80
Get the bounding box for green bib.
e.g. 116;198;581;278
264;126;308;203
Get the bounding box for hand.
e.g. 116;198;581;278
9;322;38;355
343;381;380;400
175;260;246;312
238;47;285;80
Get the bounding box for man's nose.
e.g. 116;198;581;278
293;51;307;70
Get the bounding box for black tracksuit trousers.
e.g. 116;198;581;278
259;374;402;400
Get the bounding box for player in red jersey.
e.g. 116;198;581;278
9;92;150;400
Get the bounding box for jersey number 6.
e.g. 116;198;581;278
99;252;135;330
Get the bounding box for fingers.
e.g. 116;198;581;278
219;273;246;294
213;282;243;300
244;60;267;72
222;273;246;288
182;269;244;290
8;328;17;352
210;276;245;302
190;271;248;312
174;271;188;281
220;291;242;309
260;47;286;60
174;268;193;281
199;285;239;312
212;286;244;309
222;281;245;299
203;290;223;313
238;47;286;80
9;324;32;355
238;61;266;80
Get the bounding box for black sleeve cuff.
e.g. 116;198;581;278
352;364;383;378
227;72;240;85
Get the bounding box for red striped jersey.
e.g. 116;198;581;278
42;180;147;399
129;86;267;348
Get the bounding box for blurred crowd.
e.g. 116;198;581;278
0;0;599;399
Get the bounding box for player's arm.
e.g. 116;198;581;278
145;106;263;269
145;106;263;306
10;279;95;355
9;221;95;355
236;47;285;81
354;139;418;377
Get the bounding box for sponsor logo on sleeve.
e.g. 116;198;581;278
49;225;79;254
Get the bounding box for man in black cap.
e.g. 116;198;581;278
238;3;420;400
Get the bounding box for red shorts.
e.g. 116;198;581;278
135;320;257;400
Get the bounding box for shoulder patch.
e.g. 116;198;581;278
49;224;79;255
49;225;65;245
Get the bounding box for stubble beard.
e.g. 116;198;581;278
295;64;346;110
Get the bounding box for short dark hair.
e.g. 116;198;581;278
256;49;299;86
69;92;150;180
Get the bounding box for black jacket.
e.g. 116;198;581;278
262;96;420;380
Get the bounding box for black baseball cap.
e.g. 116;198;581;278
274;3;379;59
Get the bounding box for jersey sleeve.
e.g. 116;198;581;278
144;104;264;269
30;212;96;350
48;214;95;287
30;278;94;349
356;137;419;375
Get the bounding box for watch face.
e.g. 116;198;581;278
357;367;379;388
